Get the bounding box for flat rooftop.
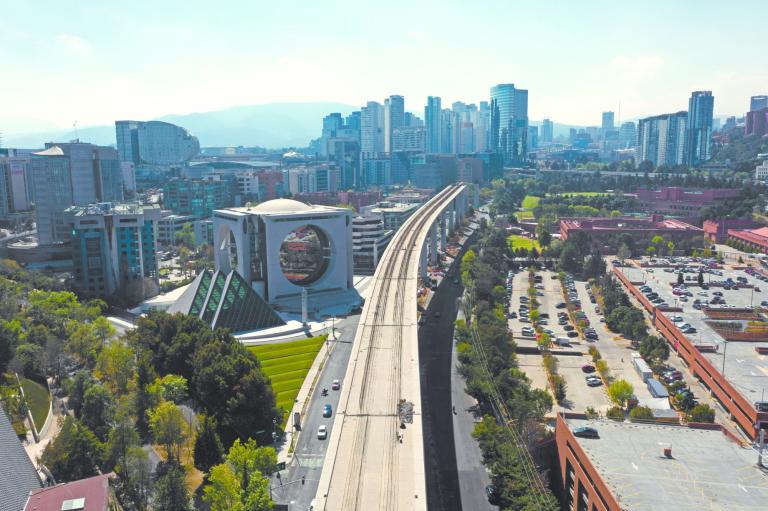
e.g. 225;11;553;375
618;261;768;404
561;216;702;232
566;418;768;510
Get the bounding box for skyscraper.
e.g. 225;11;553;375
685;91;714;167
490;83;529;164
527;126;539;151
425;96;442;153
750;95;768;112
30;142;123;245
540;118;554;144
619;121;637;148
602;111;615;132
115;120;199;166
384;95;404;153
637;112;688;168
360;101;385;153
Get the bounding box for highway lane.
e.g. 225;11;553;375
271;313;360;510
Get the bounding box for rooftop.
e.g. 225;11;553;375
66;202;161;217
0;408;42;511
561;215;702;232
220;198;345;217
32;146;64;156
24;474;111;511
566;417;768;510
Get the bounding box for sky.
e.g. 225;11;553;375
1;0;766;134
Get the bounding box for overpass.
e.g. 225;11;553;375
313;183;469;510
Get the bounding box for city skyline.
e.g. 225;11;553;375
1;0;766;135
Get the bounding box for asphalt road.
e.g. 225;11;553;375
271;313;361;511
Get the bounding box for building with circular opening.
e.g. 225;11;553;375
212;198;359;316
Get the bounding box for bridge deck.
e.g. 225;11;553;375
313;184;467;510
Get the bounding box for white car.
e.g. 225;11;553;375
671;316;684;322
317;425;328;440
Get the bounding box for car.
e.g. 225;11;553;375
556;302;567;309
581;364;595;373
434;311;442;318
647;269;655;273
520;317;531;323
453;278;459;285
564;324;574;331
586;378;603;387
671;315;684;322
331;379;340;390
485;484;497;501
537;318;548;325
317;425;328;440
323;404;332;417
682;326;697;334
508;312;517;319
418;316;427;326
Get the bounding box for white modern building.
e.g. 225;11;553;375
361;201;418;231
212;198;360;316
352;215;393;274
755;160;768;182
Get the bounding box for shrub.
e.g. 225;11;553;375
595;360;609;379
629;406;654;421
687;404;715;423
606;406;624;421
588;346;601;362
607;379;634;408
552;375;567;403
584;406;598;419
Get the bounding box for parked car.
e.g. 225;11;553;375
586;378;603;387
581;364;595;373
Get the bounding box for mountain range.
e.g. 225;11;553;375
2;102;359;150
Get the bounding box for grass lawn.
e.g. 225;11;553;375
248;335;326;421
507;235;541;252
20;378;50;431
521;195;541;210
557;191;610;197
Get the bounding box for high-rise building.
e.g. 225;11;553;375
475;101;491;152
440;109;455;154
527;126;539;151
360;101;385;153
0;153;32;217
384;95;405;153
619;121;637;148
685;91;714;167
30;142;123;245
490;83;529;164
745;108;768;138
602;111;615;132
750;95;768;112
285;166;338;194
67;202;161;300
425;96;442;153
637;112;688;168
540;118;554;144
163;176;233;219
319;113;345;157
361;154;391;187
115;120;199;166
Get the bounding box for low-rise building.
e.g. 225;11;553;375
163;175;234;219
555;415;768;511
703;218;756;243
755;160;768;182
634;187;740;220
67;202;161;301
559;215;703;254
157;212;195;247
727;226;768;253
24;474;122;511
361;201;418;231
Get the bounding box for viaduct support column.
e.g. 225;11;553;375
429;223;438;265
420;242;429;281
440;212;447;252
448;201;456;233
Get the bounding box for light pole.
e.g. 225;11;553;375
721;340;728;377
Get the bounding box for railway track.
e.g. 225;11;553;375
316;183;466;511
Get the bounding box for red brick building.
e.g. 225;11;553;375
559;215;703;254
703;218;756;243
727;226;768;253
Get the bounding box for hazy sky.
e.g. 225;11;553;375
1;0;766;133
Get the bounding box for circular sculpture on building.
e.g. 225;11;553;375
279;225;331;286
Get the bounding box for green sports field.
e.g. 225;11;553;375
507;235;541;252
248;335;326;421
521;195;541;210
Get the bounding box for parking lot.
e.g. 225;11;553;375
619;258;768;409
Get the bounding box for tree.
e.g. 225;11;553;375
687;403;715;423
66;322;101;367
194;414;224;472
175;222;195;250
13;343;44;379
134;353;157;440
629;405;654;421
698;270;704;286
538;229;552;248
148;374;188;405
92;316;116;345
153;460;191;511
149;401;188;461
639;336;670;364
607;379;634;408
677;272;684;285
41;416;102;482
67;370;93;418
0;321;19;375
203;464;242;511
118;447;151;511
104;412;140;472
617;243;632;263
95;338;135;394
81;384;116;441
226;438;277;489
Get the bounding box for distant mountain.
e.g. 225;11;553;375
2;102;360;149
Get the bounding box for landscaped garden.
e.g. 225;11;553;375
248;335;327;421
20;377;50;431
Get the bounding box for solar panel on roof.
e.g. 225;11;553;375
61;498;86;510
